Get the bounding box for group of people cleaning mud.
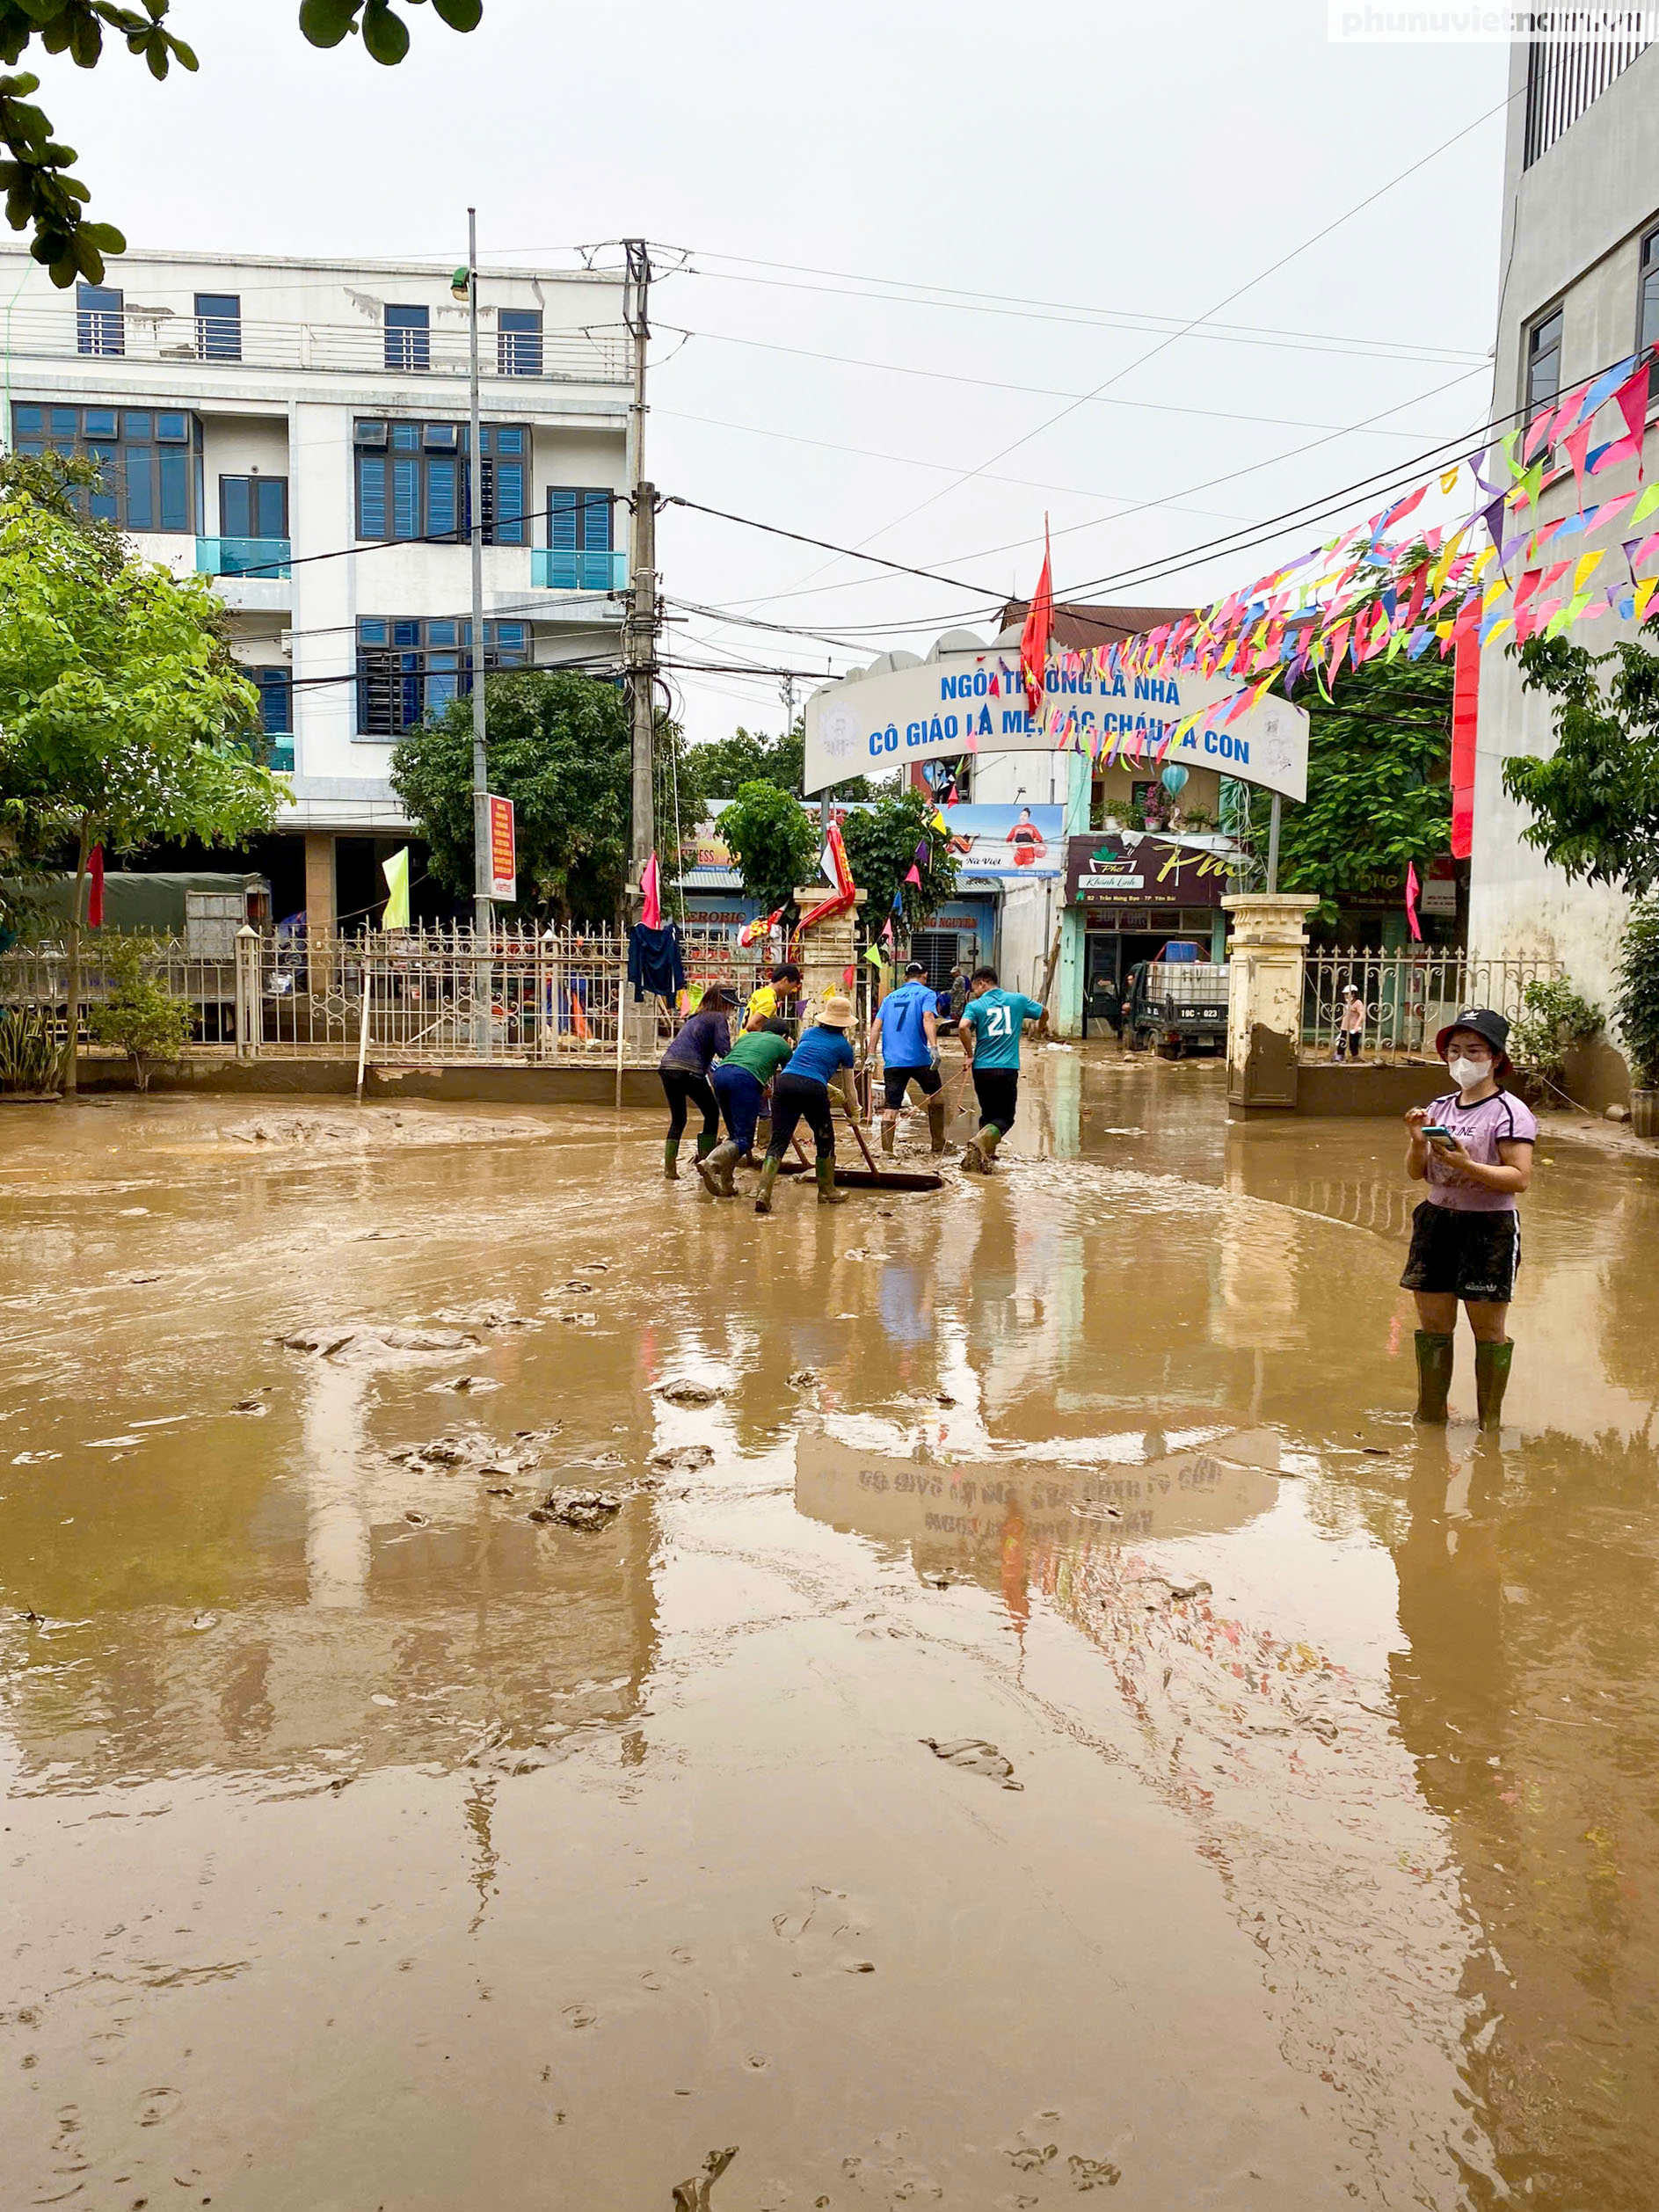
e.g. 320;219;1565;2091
661;966;1536;1431
657;958;1046;1212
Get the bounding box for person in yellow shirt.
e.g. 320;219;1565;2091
745;962;802;1032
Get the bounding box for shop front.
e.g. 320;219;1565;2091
1066;832;1233;1037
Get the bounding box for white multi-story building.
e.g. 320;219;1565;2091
0;247;631;928
1470;33;1658;1080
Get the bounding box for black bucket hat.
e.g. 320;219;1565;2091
1434;1006;1511;1070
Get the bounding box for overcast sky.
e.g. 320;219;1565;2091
30;0;1510;743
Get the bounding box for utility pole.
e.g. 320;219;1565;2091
622;239;657;915
463;208;490;944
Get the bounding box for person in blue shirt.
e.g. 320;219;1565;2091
870;960;946;1156
754;993;864;1214
957;965;1047;1175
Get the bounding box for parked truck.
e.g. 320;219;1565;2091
1123;942;1229;1058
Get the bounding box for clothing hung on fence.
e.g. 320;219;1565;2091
628;922;687;1003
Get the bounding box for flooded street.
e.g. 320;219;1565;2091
3;1055;1657;2211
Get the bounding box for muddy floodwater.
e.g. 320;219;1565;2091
3;1055;1657;2210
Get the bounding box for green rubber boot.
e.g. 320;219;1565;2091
695;1131;717;1158
927;1100;949;1154
663;1138;680;1180
1474;1339;1513;1431
816;1154;848;1205
753;1155;780;1215
1414;1330;1455;1423
697;1139;740;1197
881;1117;897;1155
974;1124;1002;1175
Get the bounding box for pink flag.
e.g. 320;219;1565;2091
1613;361;1651;478
1405;862;1423;944
640;850;661;929
904;863;922;887
1564;423;1593;503
86;844;105;929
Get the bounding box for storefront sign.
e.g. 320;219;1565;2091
806;649;1308;801
940;802;1063;878
1066;831;1231;909
486;794;516;902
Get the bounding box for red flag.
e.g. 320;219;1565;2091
1613;360;1651;478
640;850;661;930
86;844;105;929
1019;520;1053;717
1450;632;1478;860
1405;861;1423;943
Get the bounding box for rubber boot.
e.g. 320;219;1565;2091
1474;1339;1513;1431
927;1100;949;1155
695;1131;717;1160
663;1138;680;1180
753;1155;780;1215
881;1117;897;1155
1413;1330;1454;1423
696;1139;739;1197
816;1154;848;1206
976;1124;1003;1175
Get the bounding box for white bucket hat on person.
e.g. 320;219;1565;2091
818;993;855;1028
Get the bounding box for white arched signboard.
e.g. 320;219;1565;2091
804;645;1309;803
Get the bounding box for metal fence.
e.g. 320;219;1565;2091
1303;949;1563;1065
0;922;781;1066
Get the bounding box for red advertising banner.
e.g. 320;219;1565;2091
1450;632;1479;861
487;794;516;901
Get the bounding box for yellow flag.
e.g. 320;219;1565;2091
1440;466;1460;493
381;846;410;930
1636;578;1659;622
1571;549;1604;596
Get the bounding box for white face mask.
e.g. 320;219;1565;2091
1448;1054;1490;1090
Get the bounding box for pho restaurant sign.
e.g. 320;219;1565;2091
1066;831;1232;910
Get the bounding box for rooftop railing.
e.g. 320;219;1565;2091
5;304;631;385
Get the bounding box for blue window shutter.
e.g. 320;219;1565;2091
258;669;291;735
255;478;287;537
392;458;419;539
158;449;188;532
124;450;153;529
582;491;612;552
496;460;523;544
393;622;420;647
426;459;456;540
549;489;578;550
222;477;251;537
358;455;386;537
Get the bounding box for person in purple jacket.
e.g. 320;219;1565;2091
658;988;732;1180
1401;1008;1537;1429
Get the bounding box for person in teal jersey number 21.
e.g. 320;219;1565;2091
957;965;1047;1175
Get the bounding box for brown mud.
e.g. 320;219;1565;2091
2;1058;1657;2209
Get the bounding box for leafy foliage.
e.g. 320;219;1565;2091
0;0;480;282
1508;977;1603;1086
87;930;190;1088
390;669;636;922
1614;899;1659;1088
840;786;959;937
714;779;819;920
0;1003;59;1092
1246;645;1452;926
1502;626;1659;898
685;724;875;813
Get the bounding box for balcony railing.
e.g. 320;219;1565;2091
197;536;292;579
531;547;627;592
7;303;630;384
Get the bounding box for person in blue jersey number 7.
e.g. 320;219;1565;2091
957;965;1048;1175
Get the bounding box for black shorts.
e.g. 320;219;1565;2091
882;1063;943;1110
1401;1201;1519;1304
971;1066;1020;1135
766;1070;837;1161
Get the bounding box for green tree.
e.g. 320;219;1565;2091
1;0;481;286
87;929;190;1089
1614;899;1659;1088
0;474;278;1088
1501;624;1659;897
682;722;877;819
391;668;642;922
715;779;819;920
840;785;959;938
1246;646;1453;926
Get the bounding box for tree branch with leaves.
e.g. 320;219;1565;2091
0;0;481;284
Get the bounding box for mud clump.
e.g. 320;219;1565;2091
528;1488;623;1531
280;1323;478;1362
921;1736;1022;1790
432;1303;539;1331
392;1425;561;1478
648;1443;714;1472
672;2148;738;2210
657;1379;724;1408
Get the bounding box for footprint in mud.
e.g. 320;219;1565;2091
562;2002;596;2029
135;2085;182;2128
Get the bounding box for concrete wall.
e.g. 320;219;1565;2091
1469;42;1659;1052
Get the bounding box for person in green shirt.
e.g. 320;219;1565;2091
699;1018;794;1196
957;966;1047;1175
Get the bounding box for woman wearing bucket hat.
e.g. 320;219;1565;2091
1401;1007;1537;1429
754;993;863;1212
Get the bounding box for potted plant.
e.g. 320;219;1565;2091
0;1004;62;1100
1507;976;1603;1107
86;935;193;1093
1616;899;1659;1139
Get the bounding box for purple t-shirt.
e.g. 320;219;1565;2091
660;1008;730;1076
1423;1087;1538;1212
